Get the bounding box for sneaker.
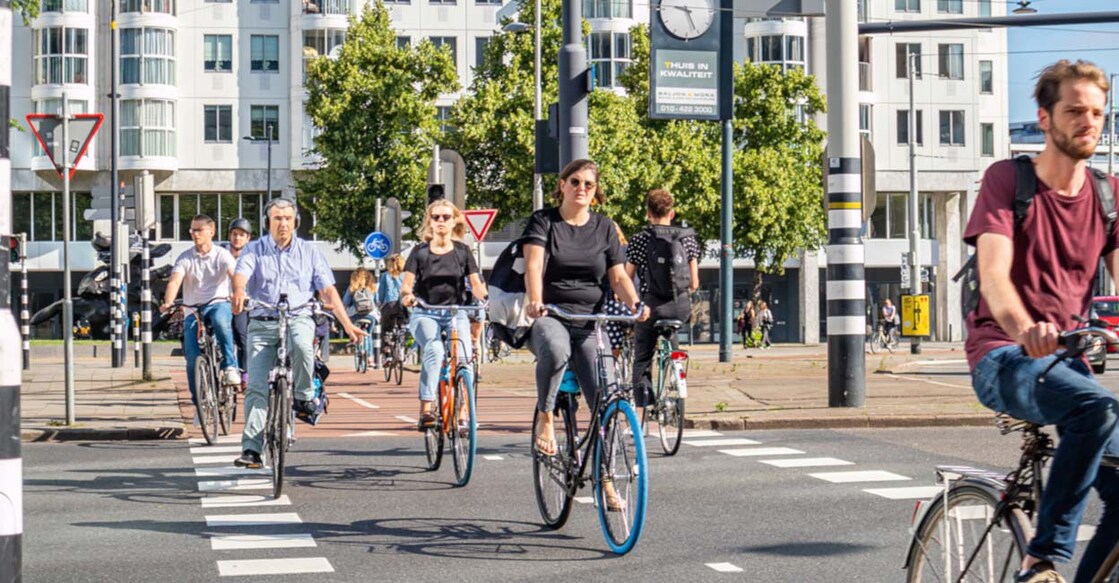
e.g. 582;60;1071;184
1015;562;1065;583
233;449;263;469
222;367;241;386
293;398;318;415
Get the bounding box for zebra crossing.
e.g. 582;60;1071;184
189;435;335;577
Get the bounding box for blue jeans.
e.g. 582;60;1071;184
972;345;1119;580
407;308;472;402
183;302;238;409
241;316;316;454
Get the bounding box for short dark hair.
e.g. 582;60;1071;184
192;215;216;229
646;189;674;219
1034;59;1109;114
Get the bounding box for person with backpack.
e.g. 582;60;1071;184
343;267;379;367
963;60;1119;583
400;200;487;429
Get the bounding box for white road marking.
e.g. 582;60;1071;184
575;497;594;504
201;495;292;508
908;359;968;367
189;436;240;445
706;563;744;573
217;557;334;576
192;456;240;465
681;429;723;438
189;445;242;455
205;513;302;527
1079;525;1097;541
396;415;418;424
344;430;397;437
198;478;271;492
760;457;855;468
338;392;379;409
683;438;762;447
863;486;945;500
195;467;269;477
718;447;805;457
483;455;504;461
211;533;317;551
809;470;912;484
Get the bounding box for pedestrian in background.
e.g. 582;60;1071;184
343;267;379;367
758;300;774;349
738;300;756;348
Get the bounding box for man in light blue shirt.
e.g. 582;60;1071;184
231;197;364;468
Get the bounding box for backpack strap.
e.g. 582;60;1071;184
1012;155;1037;230
1090;168;1118;234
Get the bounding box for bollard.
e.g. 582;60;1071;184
19;233;28;371
141;230;152;381
373;321;382;369
133;312;140;367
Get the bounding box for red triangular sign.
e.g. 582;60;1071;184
26;113;104;180
463;209;498;241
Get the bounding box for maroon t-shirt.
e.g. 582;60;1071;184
964;159;1119;369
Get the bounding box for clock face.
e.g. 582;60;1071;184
659;0;717;41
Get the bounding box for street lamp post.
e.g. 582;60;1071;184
244;122;275;200
504;6;543;211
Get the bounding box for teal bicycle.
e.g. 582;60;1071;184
639;319;688;456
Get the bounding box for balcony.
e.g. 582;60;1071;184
859;61;872;92
302;0;347;15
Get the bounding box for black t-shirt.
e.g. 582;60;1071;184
404;241;478;306
523;208;623;316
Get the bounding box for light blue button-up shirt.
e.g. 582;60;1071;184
236;235;335;318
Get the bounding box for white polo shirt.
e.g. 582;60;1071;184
172;245;236;307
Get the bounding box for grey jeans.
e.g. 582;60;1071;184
241;316;316;454
528;316;607;413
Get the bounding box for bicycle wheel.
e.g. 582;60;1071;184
393;341;405;385
423;381;445;471
268;376;290;499
906;483;1030;582
195;357;219;445
594;399;648;554
218;381;235;435
658;369;685;456
532;399;576;529
450;372;477;487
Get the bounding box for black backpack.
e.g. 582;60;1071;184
953;155;1117;316
644;225;695;302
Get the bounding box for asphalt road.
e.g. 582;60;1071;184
27;425;1104;583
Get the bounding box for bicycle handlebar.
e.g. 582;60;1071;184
245;297;317;316
543;303;642;324
414;298;488;312
1038;321;1119;382
165;297;230;313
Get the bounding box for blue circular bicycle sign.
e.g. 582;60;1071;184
363;231;392;259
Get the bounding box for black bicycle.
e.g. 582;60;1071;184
169;298;238;445
905;322;1119;582
640;319;688;456
383;322;407;386
532;304;648;555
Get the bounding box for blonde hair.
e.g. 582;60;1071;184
1035;59;1110;113
417;199;467;242
348;267;376;293
613;221;627;246
385;254;405;277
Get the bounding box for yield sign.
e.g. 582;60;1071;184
26;113;104;180
463;209;498;241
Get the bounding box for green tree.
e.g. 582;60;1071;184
299;2;457;257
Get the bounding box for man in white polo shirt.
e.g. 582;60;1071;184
161;214;240;410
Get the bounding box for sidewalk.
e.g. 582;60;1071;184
16;341;991;441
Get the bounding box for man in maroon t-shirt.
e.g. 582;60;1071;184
965;60;1119;583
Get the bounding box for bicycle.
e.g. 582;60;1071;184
904;323;1119;582
169;298;239;445
486;325;512;362
414;299;486;487
868;321;899;354
532;303;648;555
383;321;406;386
639;319;688;456
353;318;373;374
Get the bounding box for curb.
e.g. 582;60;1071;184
686;415;994;431
21;425;186;442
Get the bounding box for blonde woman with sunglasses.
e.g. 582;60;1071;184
400;200;488;428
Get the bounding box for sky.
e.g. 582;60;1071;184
1007;0;1119;123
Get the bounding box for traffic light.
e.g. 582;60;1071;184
426;183;445;205
8;236;18;264
381;197;413;255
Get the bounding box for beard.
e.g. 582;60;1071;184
1050;125;1099;160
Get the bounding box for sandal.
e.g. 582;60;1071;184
534;430;558;457
418;412;437;431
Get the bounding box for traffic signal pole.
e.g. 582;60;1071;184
18;234;28;371
110;0;123;368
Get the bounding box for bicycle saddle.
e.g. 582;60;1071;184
654;319;683;331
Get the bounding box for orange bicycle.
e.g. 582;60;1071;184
415;299;486;487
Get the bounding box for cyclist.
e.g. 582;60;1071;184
343;267;379;367
224;217;253;390
880;298;898;344
378;254;408;363
965;60;1119;583
523;159;647;466
400;199;487;429
159;214;240;417
624;189;700;410
231;197;365;469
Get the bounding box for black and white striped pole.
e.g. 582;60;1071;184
141;229;152;381
824;0;866;407
133;311;139;367
18;233;28;371
0;0;25;577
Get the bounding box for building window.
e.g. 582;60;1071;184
122;99;176;157
585;0;631;18
429;0;456;4
250;105;280;140
436;106;453;133
251;35;280;73
303;0;345;13
589;31;631;88
897;109;924;145
939;110;965;145
979;60;993;93
476;0;501;4
204;35;233;72
474;36;490;70
859;103;873;139
431;36;458;68
204;105;232;143
979;0;991;17
937;43;964;80
11;192;93;242
159;193;264;241
121;28;176;85
936;0;961;13
396;36;411;49
41;0;88;13
895;43;921;79
869;192;936;240
894;0;919;12
981;123;994;157
303;29;345;81
34;28;88;85
785;36;804;63
121;0;174;13
761;35;782;61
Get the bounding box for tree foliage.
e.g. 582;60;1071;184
298;3;457;257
